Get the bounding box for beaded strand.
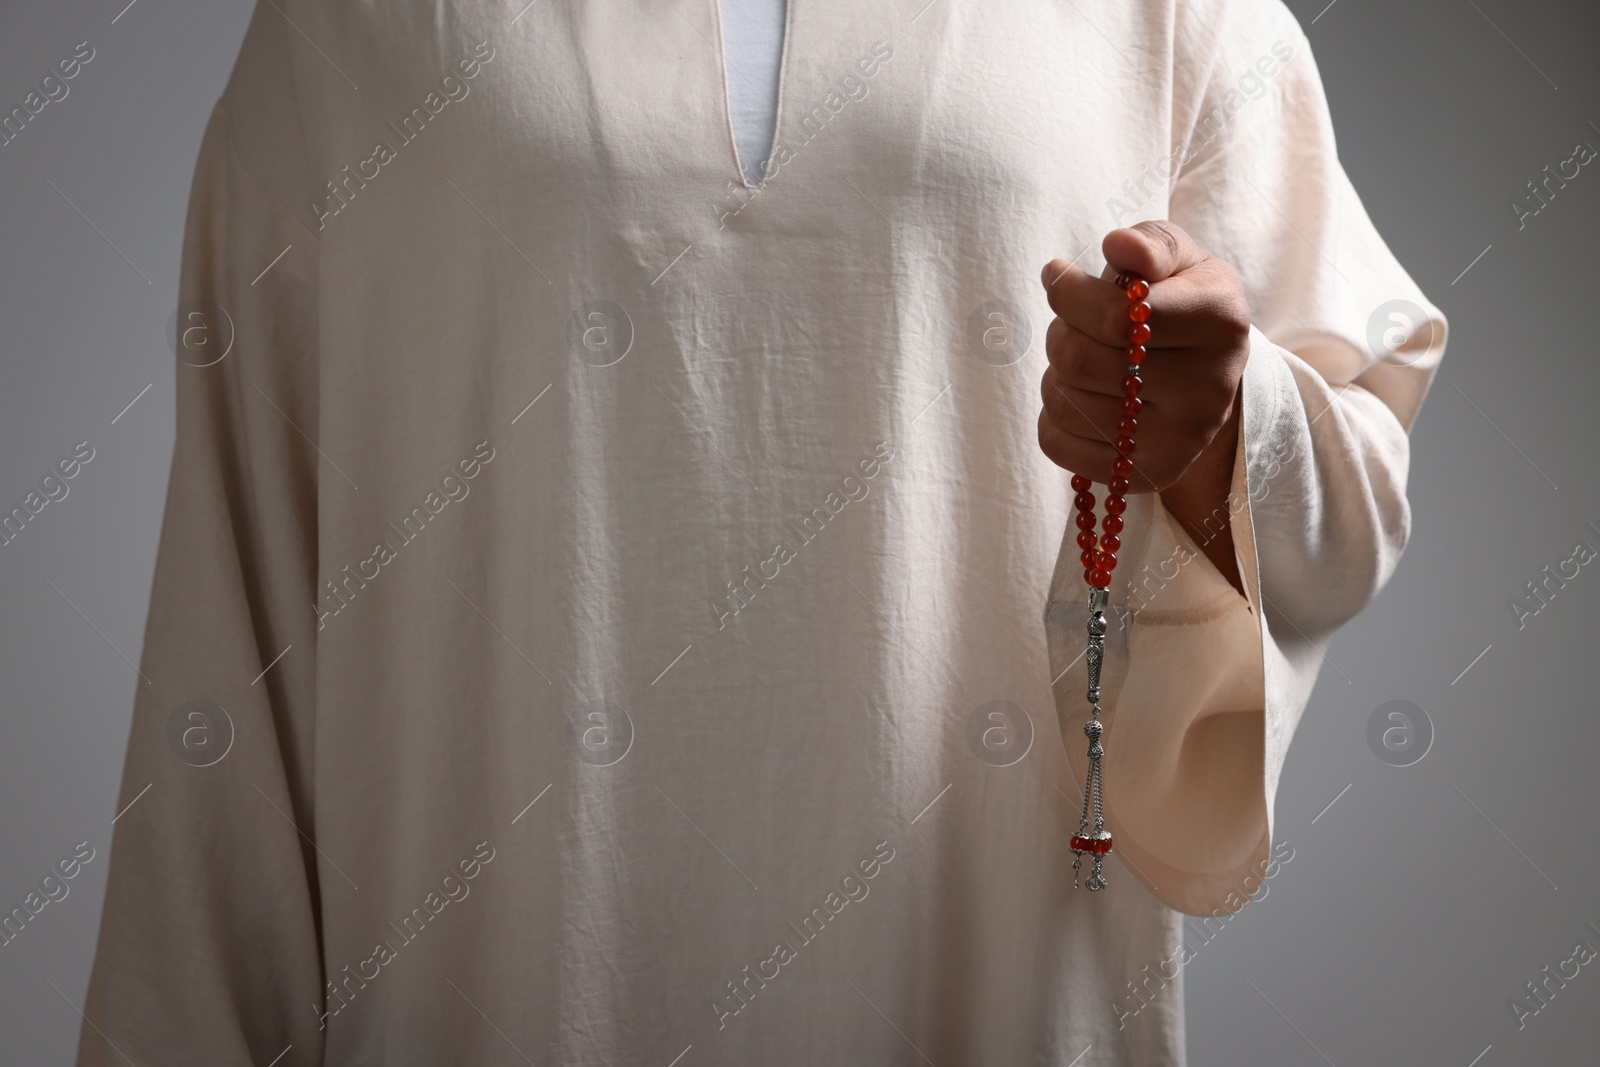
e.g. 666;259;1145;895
1068;270;1149;892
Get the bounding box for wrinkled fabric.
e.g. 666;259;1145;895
79;2;1443;1065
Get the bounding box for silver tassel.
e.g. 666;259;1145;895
1071;586;1113;891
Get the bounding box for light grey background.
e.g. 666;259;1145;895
1;1;1595;1064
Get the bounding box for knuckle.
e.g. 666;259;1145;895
1138;219;1183;259
1044;316;1067;362
1041;279;1067;321
1041;379;1072;427
1040;367;1062;408
1037;412;1070;467
1200;263;1251;340
1220;294;1253;342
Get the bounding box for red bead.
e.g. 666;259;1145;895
1100;533;1121;554
1088;567;1111;589
1077;529;1097;551
1070;832;1115;854
1098;551;1118;572
1080;548;1095;568
1128;301;1152;323
1122;396;1142;417
1129;322;1151;345
1117;416;1137;437
1125;344;1146;366
1075;511;1096;531
1115;436;1136;455
1108;476;1129;495
1111;455;1132;477
1103;513;1124;535
1071;473;1091;493
1105;494;1127;515
1113;272;1130;289
1126;278;1149;300
1122;375;1143;397
1074;490;1095;512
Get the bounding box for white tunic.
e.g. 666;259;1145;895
78;1;1445;1064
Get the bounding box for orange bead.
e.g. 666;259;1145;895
1126;278;1149;300
1129;322;1151;345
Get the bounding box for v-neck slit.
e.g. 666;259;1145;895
712;0;794;192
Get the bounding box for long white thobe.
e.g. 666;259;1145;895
78;1;1445;1064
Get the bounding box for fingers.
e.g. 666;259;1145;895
1043;253;1246;350
1041;259;1133;347
1036;407;1156;491
1038;408;1121;485
1044;316;1124;397
1040;363;1123;441
1102;220;1208;283
1039;366;1159;491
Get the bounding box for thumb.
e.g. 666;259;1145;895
1102;220;1209;283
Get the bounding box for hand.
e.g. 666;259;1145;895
1036;220;1251;493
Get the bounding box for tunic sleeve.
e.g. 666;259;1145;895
77;9;328;1064
1046;0;1445;916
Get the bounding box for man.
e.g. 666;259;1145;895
80;1;1442;1064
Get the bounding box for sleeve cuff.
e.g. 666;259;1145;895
1045;328;1288;916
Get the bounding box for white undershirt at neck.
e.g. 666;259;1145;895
718;0;787;185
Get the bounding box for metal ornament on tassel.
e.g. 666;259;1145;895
1070;586;1114;890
